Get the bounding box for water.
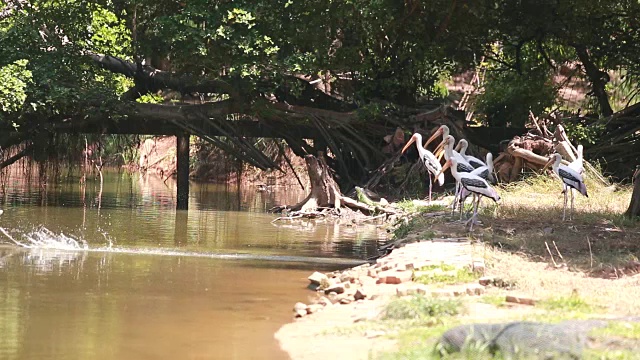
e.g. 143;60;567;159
0;169;387;360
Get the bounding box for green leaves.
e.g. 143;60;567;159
0;60;31;115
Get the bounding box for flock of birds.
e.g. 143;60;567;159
401;125;588;230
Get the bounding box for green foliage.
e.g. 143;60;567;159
476;64;558;127
0;60;32;122
382;295;461;321
562;119;607;146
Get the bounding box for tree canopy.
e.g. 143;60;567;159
1;0;640;185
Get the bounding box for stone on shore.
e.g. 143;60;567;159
308;271;329;286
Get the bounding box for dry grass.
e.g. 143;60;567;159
477;173;640;273
420;171;640;314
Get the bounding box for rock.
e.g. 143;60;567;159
327;292;340;303
308;271;329;286
379;198;389;206
324;282;346;295
466;284;485;296
339;297;352;304
505;295;537;306
479;276;495;286
294;309;307;318
378;270;412;284
317;296;332;306
396;286;408;297
340;271;356;283
431;290;456;297
543;227;554;235
354;288;368;301
367;268;378;277
294;302;308;313
306;304;323;314
395;263;407;271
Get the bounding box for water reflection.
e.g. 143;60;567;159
1;169;386;260
0;169;387;359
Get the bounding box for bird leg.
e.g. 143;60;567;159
570;188;575;220
451;181;460;215
427;172;433;204
459;192;467;221
466;195;481;231
562;184;568;221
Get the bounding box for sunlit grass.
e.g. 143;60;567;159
382;295;462;321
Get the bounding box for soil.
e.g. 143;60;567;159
273;208;640;360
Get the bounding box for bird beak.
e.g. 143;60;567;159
425;128;442;148
435;159;452;180
434;141;446;160
401;134;417;154
542;157;554;172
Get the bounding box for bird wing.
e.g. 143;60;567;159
460;174;500;202
558;166;588;196
422;151;442;175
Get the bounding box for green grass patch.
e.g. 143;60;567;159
395;199;447;214
591;321;640;340
413;264;478;285
382;295;462;321
583;349;640;360
537;294;593;313
479;294;507;307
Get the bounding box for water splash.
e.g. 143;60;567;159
0;226;367;266
0;226;88;250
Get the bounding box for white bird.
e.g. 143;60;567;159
455;139;486;169
425;124;450;149
545;153;588;221
401;133;445;203
434;135;474;214
435;157;501;230
470;153;495;184
569;144;584;175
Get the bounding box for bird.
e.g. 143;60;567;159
544;153;588;221
455;139;486;169
434;135;474;214
470;152;495;185
401;133;445;203
425;125;450;149
569;144;584;175
435;157;500;230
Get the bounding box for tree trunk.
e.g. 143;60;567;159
574;45;613;117
625;168;640;217
290;153;343;212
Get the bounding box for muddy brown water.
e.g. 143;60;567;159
0;170;386;360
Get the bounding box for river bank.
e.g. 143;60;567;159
275;176;640;359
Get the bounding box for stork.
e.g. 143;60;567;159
435;158;500;230
544;153;588;221
569;144;584;175
470;153;495;185
434;135;474;214
401;133;445;203
455;139;486;169
425;125;450;149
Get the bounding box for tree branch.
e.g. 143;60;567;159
90;54;240;98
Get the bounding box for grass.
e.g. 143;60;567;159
382;295;462;321
372;170;640;359
413;264;478;285
538;294;594;312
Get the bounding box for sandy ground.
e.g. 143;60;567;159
274;239;482;360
